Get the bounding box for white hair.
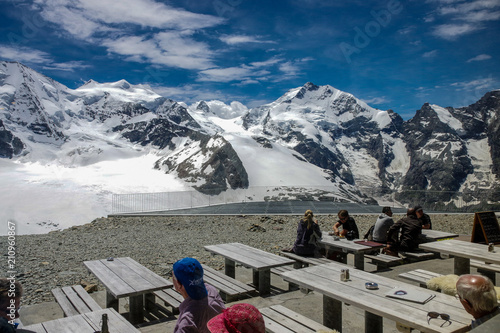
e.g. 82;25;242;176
456;274;497;313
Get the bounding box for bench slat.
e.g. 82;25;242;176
399;270;443;287
202;264;255;294
51;288;80;317
261;305;331;333
52;285;102;317
153;288;183;313
471;259;500;272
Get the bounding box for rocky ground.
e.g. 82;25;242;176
3;213;475;305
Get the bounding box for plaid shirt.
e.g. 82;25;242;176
471;306;500;329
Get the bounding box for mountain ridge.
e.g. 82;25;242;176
1;60;499;210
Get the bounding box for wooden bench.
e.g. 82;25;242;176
364;254;403;269
279;251;334;267
260;304;333;333
201;264;257;302
398;269;443;288
471;259;500;284
51;285;102;317
150;288;184;315
401;251;436;262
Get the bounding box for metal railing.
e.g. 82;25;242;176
111;186;500;214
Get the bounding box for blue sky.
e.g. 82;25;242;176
0;0;499;119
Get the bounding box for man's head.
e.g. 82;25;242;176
0;278;22;321
338;210;349;221
414;205;423;218
382;206;392;216
456;274;498;319
406;207;416;217
172;257;207;300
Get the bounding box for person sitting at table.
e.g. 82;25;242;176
372;206;394;243
0;278;23;333
207;303;265;333
173;257;226;333
292;209;322;257
384;207;423;256
456;274;500;329
414;205;432;229
333;210;359;239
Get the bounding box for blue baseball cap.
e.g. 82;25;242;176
173;257;207;300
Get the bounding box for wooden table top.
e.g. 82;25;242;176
422;229;459;241
281;262;471;333
83;257;172;298
419;239;500;264
319;234;385;253
204;243;295;271
21;308;140;332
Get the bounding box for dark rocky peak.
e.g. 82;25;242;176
294;82;320;99
156;99;200;128
196;101;211;113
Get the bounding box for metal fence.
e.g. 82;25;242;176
111;186;500;214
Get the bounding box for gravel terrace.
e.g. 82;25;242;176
3;213;475;305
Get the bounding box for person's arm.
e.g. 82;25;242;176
295;222;305;244
333;221;341;235
313;220;322;237
386;220;402;245
351;218;360;238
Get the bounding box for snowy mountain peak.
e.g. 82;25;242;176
75;78;161;104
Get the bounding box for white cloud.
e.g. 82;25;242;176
428;0;500;39
102;33;214;70
0;45;52;64
423;50;438;58
362;97;391;105
220;35;276;45
432;23;480;39
450;77;496;91
32;0;224;70
198;66;270;83
467;54;492;62
42;61;91;72
34;0;224;35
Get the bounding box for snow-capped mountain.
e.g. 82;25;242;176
1;61;500;214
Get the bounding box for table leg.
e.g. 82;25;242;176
454;257;470;275
106;291;118;311
365;311;383;333
354;253;365;270
323;295;342;332
225;258;235;278
129;295;144;324
257;269;271;296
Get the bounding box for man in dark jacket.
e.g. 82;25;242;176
414;205;432;229
386;207;424;253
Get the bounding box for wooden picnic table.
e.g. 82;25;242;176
281;262;472;333
419;239;500;275
21;308;139;332
319;234;385;270
83;257;172;324
421;229;459;242
204;242;295;296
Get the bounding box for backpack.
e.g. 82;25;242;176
363;225;375;241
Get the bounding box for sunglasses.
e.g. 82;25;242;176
427;312;451;327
